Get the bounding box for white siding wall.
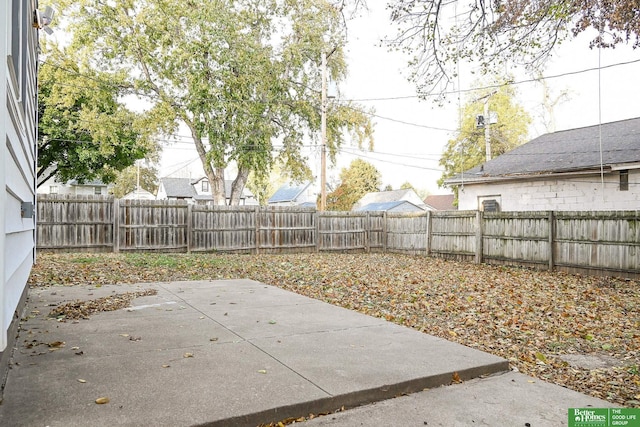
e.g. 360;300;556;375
1;0;38;351
458;171;640;211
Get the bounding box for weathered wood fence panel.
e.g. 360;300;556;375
191;205;256;253
386;212;428;254
258;207;316;253
37;195;113;251
429;211;477;261
35;196;640;279
118;199;188;252
483;212;550;267
317;211;368;252
554;211;640;276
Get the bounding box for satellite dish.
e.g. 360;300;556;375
33;6;55;34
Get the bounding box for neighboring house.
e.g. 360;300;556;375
268;182;316;207
1;1;40;372
156;177;196;201
156;177;257;205
424;194;456;211
444;118;640;211
355;200;424;213
352;189;427;211
37;178;112;196
122;188;156;200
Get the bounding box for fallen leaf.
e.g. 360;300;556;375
258;369;267;374
162;364;170;368
452;372;462;383
77;379;86;383
209;337;219;342
183;352;193;358
28;252;640;407
268;320;277;325
95;397;109;404
119;334;129;337
535;352;548;364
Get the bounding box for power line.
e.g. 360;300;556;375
344;58;640;102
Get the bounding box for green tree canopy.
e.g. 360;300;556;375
53;0;373;205
110;164;159;198
37;45;155;187
438;83;531;192
388;0;640;94
326;159;381;211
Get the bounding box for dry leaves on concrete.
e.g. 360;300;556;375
48;289;158;320
29;252;639;407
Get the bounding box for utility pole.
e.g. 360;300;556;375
483;98;491;162
320;51;327;211
475;91;497;162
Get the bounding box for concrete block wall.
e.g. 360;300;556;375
458;170;640;211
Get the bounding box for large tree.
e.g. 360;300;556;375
110;164;159;198
387;0;640;94
438;83;531;189
326;159;381;210
54;0;373;205
37;45;155;187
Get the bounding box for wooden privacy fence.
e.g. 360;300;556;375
36;195;640;279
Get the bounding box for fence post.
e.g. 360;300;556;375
186;204;192;254
255;206;260;254
548;211;555;271
365;212;370;253
426;210;432;257
113;198;120;253
475;210;483;264
315;210;320;253
382;211;388;252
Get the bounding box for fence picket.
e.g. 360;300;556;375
35;196;640;279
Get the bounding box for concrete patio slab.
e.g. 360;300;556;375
0;279;611;427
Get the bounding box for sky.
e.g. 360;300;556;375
159;2;640;196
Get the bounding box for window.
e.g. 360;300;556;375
49;186;58;194
201;180;209;192
620;170;629;191
94;186;102;195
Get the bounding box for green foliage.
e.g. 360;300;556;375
326;159;381;211
54;0;373;205
110;165;159;198
37;44;155;187
438;83;531;192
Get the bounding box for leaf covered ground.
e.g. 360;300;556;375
29;252;640;407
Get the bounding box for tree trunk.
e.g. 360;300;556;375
229;166;250;206
184;119;227;205
212;170;226;205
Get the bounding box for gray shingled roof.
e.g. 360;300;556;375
446;117;640;184
354;200;423;212
268;182;310;203
160;178;196;198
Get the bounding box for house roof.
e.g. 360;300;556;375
162;177;254;199
268;182;311;203
355;200;423;212
68;179;108;187
160;178;196;198
354;189;422;210
424;194;456;210
123;188;156;200
446;117;640;184
190;177;253;198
